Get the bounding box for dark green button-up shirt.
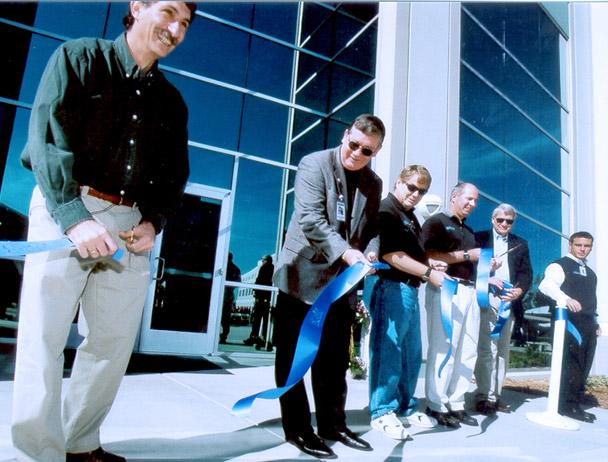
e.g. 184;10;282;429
21;33;189;233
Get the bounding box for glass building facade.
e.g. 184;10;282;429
0;2;378;354
459;2;569;293
1;2;605;368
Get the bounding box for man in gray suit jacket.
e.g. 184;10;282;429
273;114;384;459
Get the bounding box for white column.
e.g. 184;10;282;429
374;1;461;200
571;2;608;375
373;1;411;196
373;2;462;360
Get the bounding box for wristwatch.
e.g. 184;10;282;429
463;250;471;261
421;267;432;282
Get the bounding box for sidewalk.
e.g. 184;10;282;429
1;354;607;461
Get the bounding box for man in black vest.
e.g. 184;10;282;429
538;231;601;423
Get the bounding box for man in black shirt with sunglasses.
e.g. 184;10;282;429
474;204;532;416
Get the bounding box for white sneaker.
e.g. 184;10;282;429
405;411;438;428
371;412;410;440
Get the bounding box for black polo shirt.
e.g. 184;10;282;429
421;211;477;280
377;193;426;286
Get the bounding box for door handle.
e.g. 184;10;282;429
154;256;165;281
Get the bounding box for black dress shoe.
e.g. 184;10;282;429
475;400;497;416
495;400;511;414
561;405;596;423
582;409;597;421
319;428;373;451
426;407;460;428
450;410;478;426
286;432;336;459
67;447;126;462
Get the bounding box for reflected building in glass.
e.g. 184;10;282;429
0;2;606;372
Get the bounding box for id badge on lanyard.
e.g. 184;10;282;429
337;194;346;222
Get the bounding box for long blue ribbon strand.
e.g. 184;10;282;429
437;247;493;377
554;307;582;345
476;248;514;339
476;248;494;309
489;281;513;339
232;261;388;416
437;277;458;378
0;238;123;262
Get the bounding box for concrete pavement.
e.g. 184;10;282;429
1;353;607;461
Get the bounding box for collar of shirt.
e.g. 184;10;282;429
567;253;587;266
388;192;415;214
114;33;159;80
445;209;466;225
493;229;508;243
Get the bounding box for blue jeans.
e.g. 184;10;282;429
369;278;422;420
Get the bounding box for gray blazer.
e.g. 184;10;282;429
273;147;382;304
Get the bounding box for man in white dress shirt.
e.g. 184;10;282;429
538;231;600;423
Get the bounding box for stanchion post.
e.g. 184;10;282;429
525;307;579;430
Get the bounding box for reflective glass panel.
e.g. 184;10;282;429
460;66;562;184
463;2;562;99
461;11;563;142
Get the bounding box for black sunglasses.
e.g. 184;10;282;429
405;183;428;195
495;218;514;225
346;134;376;157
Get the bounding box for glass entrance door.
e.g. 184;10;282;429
138;183;230;355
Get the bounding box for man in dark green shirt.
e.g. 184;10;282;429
12;3;195;462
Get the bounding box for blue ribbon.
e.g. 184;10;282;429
232;261;388;416
437;277;458;378
476;248;515;339
489;281;513;339
476;248;494;309
437;247;495;377
0;238;123;262
554;307;582;345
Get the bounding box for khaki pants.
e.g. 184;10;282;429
12;187;150;462
474;295;514;402
425;284;480;413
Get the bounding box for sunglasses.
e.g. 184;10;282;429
346;133;377;157
495;218;514;225
405;183;428;195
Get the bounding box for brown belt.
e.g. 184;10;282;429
81;186;135;207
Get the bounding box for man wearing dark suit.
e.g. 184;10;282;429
273;114;384;459
474;203;533;415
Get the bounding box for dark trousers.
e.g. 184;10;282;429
220;293;233;341
249;297;270;339
274;290;354;437
511;304;526;344
559;319;597;409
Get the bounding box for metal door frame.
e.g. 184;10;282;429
137;182;231;356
